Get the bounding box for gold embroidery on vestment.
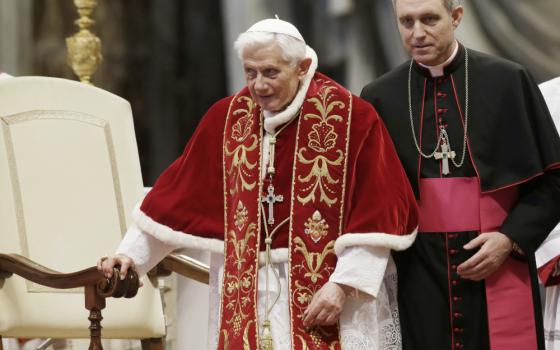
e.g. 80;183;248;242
225;135;258;195
297;83;346;206
242;320;254;350
225;96;260;195
220;93;262;348
234;201;249;231
221;329;229;350
304;210;329;243
293;237;335;283
296;331;338;349
304;85;345;154
231;96;255;142
297;150;344;206
305;85;345;136
223;223;257;335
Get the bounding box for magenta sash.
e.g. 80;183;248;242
418;177;538;350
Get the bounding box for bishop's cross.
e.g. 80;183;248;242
434;141;456;175
262;183;283;225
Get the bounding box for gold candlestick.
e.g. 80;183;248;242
66;0;102;85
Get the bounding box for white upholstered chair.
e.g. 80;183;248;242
0;76;167;349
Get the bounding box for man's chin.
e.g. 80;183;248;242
256;97;271;107
412;53;439;66
260;101;285;113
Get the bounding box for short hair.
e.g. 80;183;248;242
392;0;462;13
234;32;306;67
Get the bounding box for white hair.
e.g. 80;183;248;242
234;32;307;67
392;0;462;13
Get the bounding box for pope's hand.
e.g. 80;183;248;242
96;254;137;281
457;231;513;281
302;282;348;327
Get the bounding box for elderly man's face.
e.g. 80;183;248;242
242;42;309;112
395;0;463;66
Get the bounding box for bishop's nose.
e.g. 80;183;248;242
412;22;427;40
254;75;269;92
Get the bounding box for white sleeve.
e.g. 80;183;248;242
115;223;178;276
329;246;390;298
536;225;560;268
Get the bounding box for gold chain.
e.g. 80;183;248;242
408;48;470;168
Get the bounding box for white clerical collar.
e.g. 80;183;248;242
418;41;459;78
262;46;318;134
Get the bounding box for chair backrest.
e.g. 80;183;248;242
0;76;165;338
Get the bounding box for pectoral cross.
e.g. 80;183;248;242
262;183;283;225
434;141;456;175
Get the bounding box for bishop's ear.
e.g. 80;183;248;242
297;57;312;78
451;5;464;28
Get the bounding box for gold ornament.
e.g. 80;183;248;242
260;320;274;350
304;210;329;243
66;0;102;84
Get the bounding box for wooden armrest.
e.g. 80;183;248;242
0;253;139;298
149;252;210;285
0;252;143;349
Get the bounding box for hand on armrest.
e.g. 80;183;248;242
97;254;137;281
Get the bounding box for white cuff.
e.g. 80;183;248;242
536;225;560;268
115;223;177;276
329;246;390;298
334;229;417;256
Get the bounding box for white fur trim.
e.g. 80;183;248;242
132;204;291;262
132;204;224;254
263;46;318;134
334;229;418;256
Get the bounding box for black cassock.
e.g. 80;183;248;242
361;44;560;350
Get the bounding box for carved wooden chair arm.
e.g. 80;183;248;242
0;252;209;349
0;253;139;297
0;253;139;350
148;252;210;285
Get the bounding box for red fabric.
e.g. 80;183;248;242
538;256;560;286
218;91;263;350
417;178;538;350
140;72;418;350
418;178;481;232
418;177;519;232
343;96;418;236
286;77;352;349
140;74;418;247
140;97;229;240
485;259;538;350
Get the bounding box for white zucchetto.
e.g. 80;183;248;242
246;18;305;43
